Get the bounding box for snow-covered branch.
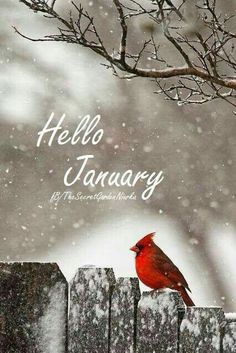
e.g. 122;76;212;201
17;0;236;106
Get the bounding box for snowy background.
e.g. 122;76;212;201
0;0;236;311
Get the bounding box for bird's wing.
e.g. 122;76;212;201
154;253;191;292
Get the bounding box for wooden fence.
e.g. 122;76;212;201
0;263;235;353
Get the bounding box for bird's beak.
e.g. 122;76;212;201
130;245;140;253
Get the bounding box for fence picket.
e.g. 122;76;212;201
180;307;225;353
136;290;184;353
69;267;115;353
110;277;140;353
223;317;236;353
0;262;68;353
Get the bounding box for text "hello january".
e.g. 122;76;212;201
36;113;164;200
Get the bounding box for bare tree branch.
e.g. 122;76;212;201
17;0;236;106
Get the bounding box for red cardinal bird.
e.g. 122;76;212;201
130;232;195;306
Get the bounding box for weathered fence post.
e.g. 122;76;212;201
136;289;184;353
110;277;141;353
0;262;68;353
180;307;225;353
223;315;236;353
69;267;115;353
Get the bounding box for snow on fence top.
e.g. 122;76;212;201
0;263;235;353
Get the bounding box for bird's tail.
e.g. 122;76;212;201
180;287;195;306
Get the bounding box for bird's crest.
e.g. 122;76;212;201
136;232;155;247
